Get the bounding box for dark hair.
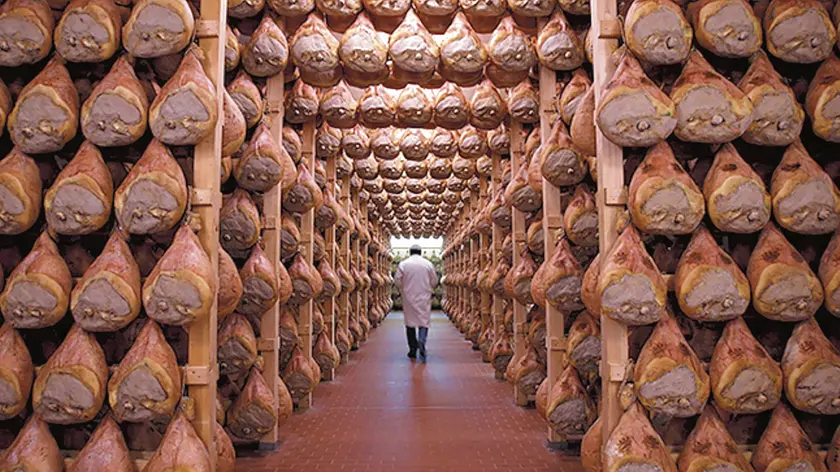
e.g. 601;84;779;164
410;247;422;255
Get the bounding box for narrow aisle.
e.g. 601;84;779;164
237;312;583;472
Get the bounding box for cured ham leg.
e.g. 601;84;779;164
45;141;113;235
68;416;133;472
0;148;41;235
677;406;754;472
0;324;32;420
782;318;840;415
144;412;211;472
0;415;62;471
752;404;827;472
81;56;149;148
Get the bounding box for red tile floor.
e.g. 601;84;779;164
235;312;585;472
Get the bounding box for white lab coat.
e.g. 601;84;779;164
394;255;438;328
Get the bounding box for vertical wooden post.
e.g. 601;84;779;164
351;189;361;349
510;120;529;406
479;174;492;361
592;0;628;442
191;6;225;464
322;153;337;381
297;121;316;410
360;203;369;336
491;154;505;379
258;72;285;446
339;174;351;362
537;27;568;443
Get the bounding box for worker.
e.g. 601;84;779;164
394;244;438;361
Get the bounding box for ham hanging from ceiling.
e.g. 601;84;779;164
44;141;113;235
0;324;33;420
0;148;42;235
81;56;149;147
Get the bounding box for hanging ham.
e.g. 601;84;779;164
71;231;141;331
242;15;289;77
55;0;122;63
229;0;264;18
687;0;761;58
283;346;320;403
581;418;602;472
218;246;243;321
603;403;677;472
569;85;596;156
564;185;598;247
0;232;72;329
531;237;584;312
702;143;771;234
470;80;507;130
781;318;840;415
485;16;536;87
747;223;823;322
291;13;342;87
624;0;691;65
560;69;591;125
108;319;181;422
0;415;62;471
338;13;389;87
388;10;439;84
359;85;396;128
287;251;324;306
220;189;262;253
752;404;827;472
45;141;113;235
764;0;835;64
149;47;218;145
546;366;597;437
284;163;324;213
81;56;149;147
738;50;803;146
143;225;216;326
222;90;247;157
438;12;487;86
235;121;292;193
68;416;133;472
320;80;358;129
33;324;107;424
122;0;194;57
580;253;601;316
598;225;666;326
396;85;433;127
597;53;676;147
238;244;281;317
285;79;319;124
677;406;754;472
227;367;279;442
628;141;704;235
8;57;78;154
537;10;585;71
313;331;340;375
669;50;753;144
710;316;782;414
0;324;32;420
806;54;840;142
218;313;258;378
0;148;41;235
0;0;54;67
144;412;211;472
227;71;263;129
674;226;750;322
634;309;710;417
771;140;840;235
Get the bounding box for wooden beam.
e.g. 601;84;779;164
297;121;316;410
258;71;284;446
323;152;337;381
591;0;628;444
510;120;528;407
491;153;505;379
191;0;225;462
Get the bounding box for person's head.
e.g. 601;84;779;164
410;244;422;256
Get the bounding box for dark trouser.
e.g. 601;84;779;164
406;327;429;354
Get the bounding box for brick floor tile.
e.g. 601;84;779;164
235;312;583;472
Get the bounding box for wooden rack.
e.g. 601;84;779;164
509;120;529;407
297;122;317;410
491;154;505;379
323;154;338;381
339;175;352;363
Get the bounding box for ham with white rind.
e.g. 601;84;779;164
781;318;840;415
114;140;187;235
674;226;750;322
0;148;42;235
338;13;388;87
33;324;107;424
218;313;258;378
55;0;122;63
122;0;194;58
598;225;666;326
71;231;141;332
531;237;584;311
0;324;33;420
220;188;261;253
143;225;216;326
710;316;782;414
687;0;761;58
738;51;803;146
806;54;840;142
81;56;149;147
217;246;243;321
8;57;79;154
291;13;342;87
770;140;840;235
702;143;771;234
148;47;218;145
764;0;835;64
45;141;113;235
634;309;710;417
0;232;72;329
624;0;692;65
546;366;597;437
238;244;280;317
107;319;181;422
747;223;824;322
227;368;278;442
0;0;54;67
